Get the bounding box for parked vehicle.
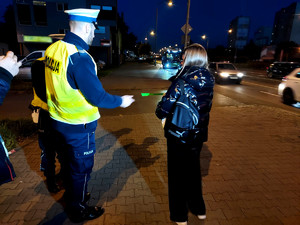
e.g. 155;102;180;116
266;62;300;78
19;50;45;64
208;62;244;84
16;50;45;80
278;68;300;105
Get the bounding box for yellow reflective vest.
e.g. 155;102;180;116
45;40;100;124
31;89;48;111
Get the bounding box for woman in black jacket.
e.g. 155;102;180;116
156;44;214;225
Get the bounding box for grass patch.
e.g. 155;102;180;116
97;64;120;78
0;119;37;150
97;68;113;78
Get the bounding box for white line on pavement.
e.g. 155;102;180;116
259;91;280;97
243;81;277;90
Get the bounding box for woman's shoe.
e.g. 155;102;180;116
197;215;206;220
176;222;187;225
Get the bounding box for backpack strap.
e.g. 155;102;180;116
178;79;185;95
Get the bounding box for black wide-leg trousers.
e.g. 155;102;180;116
167;136;206;222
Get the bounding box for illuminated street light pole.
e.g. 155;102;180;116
154;7;158;66
154;0;173;66
201;35;209;51
228;28;237;63
184;0;191;48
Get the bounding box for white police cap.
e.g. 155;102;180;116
64;8;100;23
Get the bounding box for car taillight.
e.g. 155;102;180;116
266;67;269;70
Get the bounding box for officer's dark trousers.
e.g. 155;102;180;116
59;129;96;211
166;136;206;222
38;109;59;180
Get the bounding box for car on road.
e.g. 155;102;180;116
208;62;244;84
278;68;300;105
266;61;300;78
161;47;182;69
16;50;45;80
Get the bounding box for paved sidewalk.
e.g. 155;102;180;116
0;103;299;225
0;62;300;224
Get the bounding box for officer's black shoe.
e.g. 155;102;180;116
67;206;105;223
46;180;60;193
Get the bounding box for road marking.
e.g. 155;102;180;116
141;93;164;96
243;81;277;90
259;91;280;97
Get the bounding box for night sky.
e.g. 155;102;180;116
118;0;298;50
0;0;298;50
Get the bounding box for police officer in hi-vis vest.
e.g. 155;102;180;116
44;8;135;222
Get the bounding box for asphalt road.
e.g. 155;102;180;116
99;62;299;117
0;62;299;120
0;61;299;225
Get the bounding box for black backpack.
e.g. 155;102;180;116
166;79;199;142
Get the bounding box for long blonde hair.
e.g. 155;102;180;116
182;43;208;68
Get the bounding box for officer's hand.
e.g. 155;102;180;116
0;51;22;77
120;95;135;108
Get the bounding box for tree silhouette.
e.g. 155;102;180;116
243;40;262;60
117;13;137;52
138;43;152;56
275;41;299;61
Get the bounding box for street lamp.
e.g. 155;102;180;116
153;0;173;66
228;29;237;63
201;35;209;50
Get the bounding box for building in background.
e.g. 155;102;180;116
253;26;272;47
13;0;120;65
227;16;250;50
260;45;276;61
271;2;300;45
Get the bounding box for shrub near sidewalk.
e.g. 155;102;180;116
0;119;37;150
97;66;115;78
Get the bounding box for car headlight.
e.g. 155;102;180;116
237;73;244;78
220;72;229;78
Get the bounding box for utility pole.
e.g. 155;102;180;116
184;0;191;48
154;7;158;66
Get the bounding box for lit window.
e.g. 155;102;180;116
95;26;105;34
91;5;101;9
102;6;112;10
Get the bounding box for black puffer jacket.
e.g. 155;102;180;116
155;66;214;142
